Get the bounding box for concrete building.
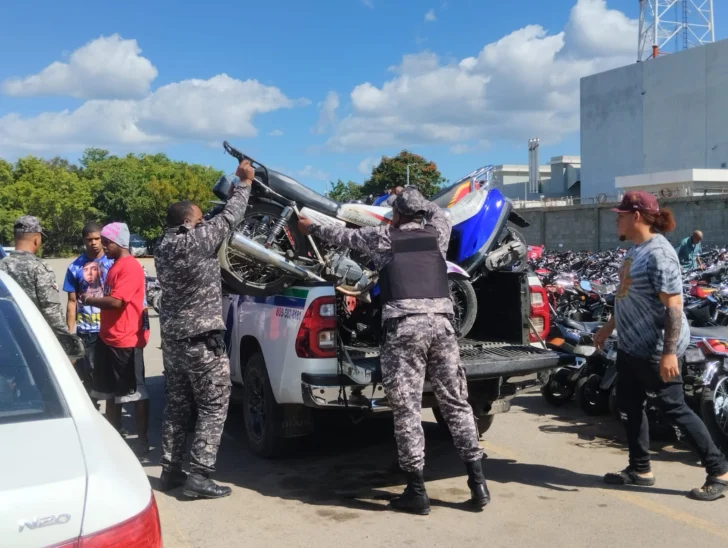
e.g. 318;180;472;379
543;156;581;198
491;164;551;201
492;156;581;205
580;38;728;201
616;168;728;197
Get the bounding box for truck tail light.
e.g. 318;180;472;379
296;296;337;358
53;493;162;548
529;283;550;343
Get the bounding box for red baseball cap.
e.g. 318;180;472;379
611;191;660;214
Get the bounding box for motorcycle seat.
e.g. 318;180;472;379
266;170;341;218
689;325;728;340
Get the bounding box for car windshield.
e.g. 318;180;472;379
0;295;65;425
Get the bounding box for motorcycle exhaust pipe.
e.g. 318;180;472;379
228;232;326;283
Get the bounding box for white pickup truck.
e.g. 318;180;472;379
222;270;568;457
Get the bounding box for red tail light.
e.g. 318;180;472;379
295;296;337;358
53;494;162;548
529;283;550;343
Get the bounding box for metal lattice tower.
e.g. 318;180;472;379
638;0;715;61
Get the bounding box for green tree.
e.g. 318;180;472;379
361;150;445;198
79;149;221;243
0;156;100;255
325;179;363;203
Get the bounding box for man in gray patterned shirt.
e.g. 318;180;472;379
594;191;728;501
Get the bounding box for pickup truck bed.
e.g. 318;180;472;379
340;339;562;384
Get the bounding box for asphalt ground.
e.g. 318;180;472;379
46;257;727;548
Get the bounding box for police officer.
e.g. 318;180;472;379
154;160;254;499
298;187;489;515
0;216;68;337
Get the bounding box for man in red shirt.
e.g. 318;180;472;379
81;222;150;454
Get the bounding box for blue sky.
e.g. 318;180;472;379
0;0;724;194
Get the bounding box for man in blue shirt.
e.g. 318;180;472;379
64;222;114;398
675;230;703;270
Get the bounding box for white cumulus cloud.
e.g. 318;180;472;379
325;0;636;152
297;165;330;181
425;9;437;22
357;156;379;175
1;34;158;100
311;91;340;135
0;37;307;153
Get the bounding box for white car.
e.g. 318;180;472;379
130;234;148;258
0;272;162;547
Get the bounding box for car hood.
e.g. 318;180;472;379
0;418;86;547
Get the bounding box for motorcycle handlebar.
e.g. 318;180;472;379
223;141;269;182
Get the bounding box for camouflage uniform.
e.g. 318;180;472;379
0;216;68;338
155;183;250;476
310;190;483;473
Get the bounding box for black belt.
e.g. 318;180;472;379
176;330;226;356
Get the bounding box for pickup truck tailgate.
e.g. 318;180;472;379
339;339;564;385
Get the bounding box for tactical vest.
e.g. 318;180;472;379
379;224;449;306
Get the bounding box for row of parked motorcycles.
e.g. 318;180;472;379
533;248;728;452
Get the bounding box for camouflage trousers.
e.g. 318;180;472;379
160;333;231;476
381;313;483;473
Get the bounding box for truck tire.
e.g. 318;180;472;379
433;407;494;438
242;351;286;458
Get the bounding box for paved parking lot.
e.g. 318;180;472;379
47;258;728;548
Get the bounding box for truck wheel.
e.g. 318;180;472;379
432;408;494;438
242;351;286;458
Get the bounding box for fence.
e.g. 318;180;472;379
517;195;728;251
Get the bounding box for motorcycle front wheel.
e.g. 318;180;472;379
219;201;309;297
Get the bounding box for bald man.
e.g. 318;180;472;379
676;230;703;271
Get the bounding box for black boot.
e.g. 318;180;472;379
389;470;431;515
182;473;232;499
158;469;187;492
466;459;490;508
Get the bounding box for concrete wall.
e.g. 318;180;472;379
580;39;728;200
518;195;728;251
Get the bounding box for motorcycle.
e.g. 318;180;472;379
212;142;529;341
540;318;611;406
143;267;162;314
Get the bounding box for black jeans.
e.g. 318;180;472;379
75;332;98;389
616;351;728;477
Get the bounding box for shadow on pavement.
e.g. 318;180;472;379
513;391;702;468
128;376;687;513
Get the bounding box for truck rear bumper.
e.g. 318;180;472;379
339;340;569;385
301;373;514;414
